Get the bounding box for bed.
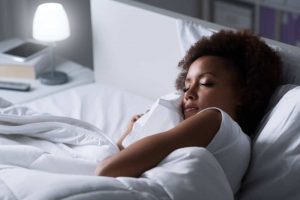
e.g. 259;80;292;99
1;0;300;199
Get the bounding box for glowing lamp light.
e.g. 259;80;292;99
32;3;70;85
33;3;70;42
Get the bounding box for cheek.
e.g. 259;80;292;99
215;89;240;108
193;92;216;107
197;90;232;107
222;88;239;100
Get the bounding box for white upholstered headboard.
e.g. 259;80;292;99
91;0;300;100
90;0;228;100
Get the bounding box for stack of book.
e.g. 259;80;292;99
0;62;36;79
0;39;50;80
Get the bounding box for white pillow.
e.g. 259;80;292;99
177;19;300;85
238;85;300;200
122;92;183;147
176;20;214;56
270;45;300;84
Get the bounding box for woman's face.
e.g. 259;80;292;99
182;56;242;119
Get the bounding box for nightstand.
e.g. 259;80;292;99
0;60;94;104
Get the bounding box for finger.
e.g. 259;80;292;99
135;114;144;121
131;115;139;122
135;115;141;120
135;114;143;118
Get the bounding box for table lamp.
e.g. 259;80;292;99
33;3;70;85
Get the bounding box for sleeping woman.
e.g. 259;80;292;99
95;30;281;193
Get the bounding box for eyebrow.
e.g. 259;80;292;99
185;72;217;83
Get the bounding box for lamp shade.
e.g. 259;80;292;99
33;3;70;42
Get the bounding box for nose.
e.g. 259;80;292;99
184;85;198;101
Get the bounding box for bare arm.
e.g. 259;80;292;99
96;109;221;177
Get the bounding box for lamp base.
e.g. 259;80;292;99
39;71;68;85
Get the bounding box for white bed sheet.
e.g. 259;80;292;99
19;83;153;142
0;94;233;200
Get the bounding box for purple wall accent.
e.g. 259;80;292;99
259;6;276;39
280;12;297;45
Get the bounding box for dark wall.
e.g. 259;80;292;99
0;0;205;69
133;0;203;19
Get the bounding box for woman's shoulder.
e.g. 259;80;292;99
197;107;245;135
201;107;250;154
169;108;222;148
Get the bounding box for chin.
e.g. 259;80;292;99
184;111;197;119
184;115;191;120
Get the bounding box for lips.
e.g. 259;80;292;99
183;105;199;113
184;107;198;112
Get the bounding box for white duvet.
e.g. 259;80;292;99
0;105;233;200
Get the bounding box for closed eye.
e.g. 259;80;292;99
199;82;214;87
183;83;213;92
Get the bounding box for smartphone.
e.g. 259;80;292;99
3;42;49;62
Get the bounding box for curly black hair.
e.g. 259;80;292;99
176;30;281;136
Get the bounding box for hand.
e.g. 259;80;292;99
126;114;143;133
117;113;143;150
125;109;149;133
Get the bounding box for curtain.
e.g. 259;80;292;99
0;0;12;40
0;0;31;41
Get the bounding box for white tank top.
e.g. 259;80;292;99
200;107;251;194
